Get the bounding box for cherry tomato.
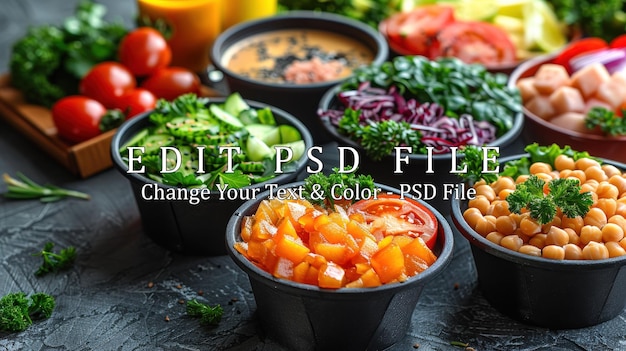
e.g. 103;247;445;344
430;21;517;66
383;5;455;57
118;27;172;76
553;38;608;73
141;67;201;101
348;194;438;249
610;34;626;49
80;62;136;109
114;88;157;119
51;96;107;143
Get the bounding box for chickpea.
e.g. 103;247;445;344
582;241;609;260
487;200;510;217
580;225;603;245
554;154;575;171
602;164;622;178
496;215;517;235
519;216;542;236
500;235;524;252
575;157;601;171
529;233;547;249
584;207;608;228
608;175;626;197
529;162;552;175
515;174;529;184
602;222;624;242
486;231;504;245
534;172;554;184
606;241;626;258
620;237;626;251
463;207;483;228
616;201;626;217
475;216;496;236
596;181;619;200
542;245;565;260
564;227;580;245
567;170;586;184
468;195;491;215
473;179;487;188
584;165;608;182
608;214;626;229
519;244;542;257
596;198;617;218
475;184;496;202
542;216;562;234
498;188;515;200
563;243;583;260
559;169;572;179
561;216;585;234
491;176;516;195
545;226;569;246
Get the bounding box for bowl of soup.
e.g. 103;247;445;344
211;11;388;145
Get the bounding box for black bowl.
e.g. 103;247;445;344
211;11;389;145
225;182;454;351
111;98;313;255
450;154;626;328
318;84;525;214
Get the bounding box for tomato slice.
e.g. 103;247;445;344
348;194;438;249
610;34;626;49
383;5;455;57
430;21;516;66
553;38;609;73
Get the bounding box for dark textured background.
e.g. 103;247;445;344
1;1;625;350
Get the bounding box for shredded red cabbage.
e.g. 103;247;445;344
320;82;497;154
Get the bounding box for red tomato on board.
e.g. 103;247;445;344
51;96;107;143
348;194;438;249
114;88;157;119
79;62;136;109
118;27;172;76
430;21;517;66
553;38;609;73
383;5;455;57
141;67;201;101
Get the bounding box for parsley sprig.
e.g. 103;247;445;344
0;292;55;332
507;175;594;224
34;242;77;277
585;106;626;136
455;145;500;184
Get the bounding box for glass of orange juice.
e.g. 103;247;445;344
221;0;278;31
136;0;222;73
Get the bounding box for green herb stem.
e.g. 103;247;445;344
3;173;90;202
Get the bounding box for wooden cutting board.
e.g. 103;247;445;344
0;74;219;178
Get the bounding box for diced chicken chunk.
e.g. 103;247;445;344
549;86;585;115
516;77;539;103
525;95;555;120
570;63;611;99
533;64;571;95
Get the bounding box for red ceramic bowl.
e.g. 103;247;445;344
508;54;626;163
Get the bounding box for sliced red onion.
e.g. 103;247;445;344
570;48;626;74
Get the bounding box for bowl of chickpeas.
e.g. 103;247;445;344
450;148;626;328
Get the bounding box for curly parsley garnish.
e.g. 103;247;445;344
506;175;594;225
302;168;376;209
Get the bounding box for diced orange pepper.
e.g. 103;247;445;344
402;237;437;266
304;265;319;285
272;257;294;280
240;216;253;242
304;253;327;269
293;261;310;283
360;268;382;288
256;200;279;224
233;242;248;256
371;243;405;284
355;262;370;275
346;219;375;241
318;262;345;289
352;236;378;265
328;211;349;227
313;213;331;230
345;278;364;288
404;254;429;276
318;221;347;244
392;235;413;249
274;217;299;242
275;236;311;263
314;242;349;265
378;235;394;250
251;219;277;241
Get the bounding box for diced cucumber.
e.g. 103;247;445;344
245;124;276;140
143;134;175;154
210;104;244;129
246;135;274;162
257;107;276;125
274;140;306;162
224;92;250;117
277;125;302;144
238;108;260;125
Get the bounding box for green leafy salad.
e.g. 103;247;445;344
120;93;306;190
